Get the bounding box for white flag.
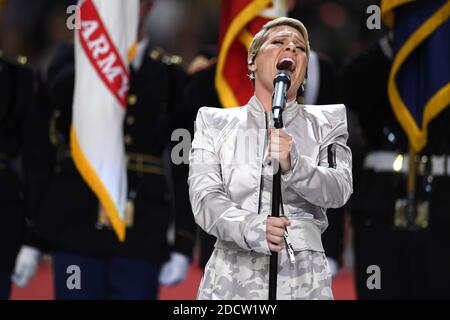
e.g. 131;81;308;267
71;0;138;241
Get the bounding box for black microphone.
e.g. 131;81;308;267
272;69;291;128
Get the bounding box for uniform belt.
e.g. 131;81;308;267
364;151;450;176
126;153;163;175
54;149;163;175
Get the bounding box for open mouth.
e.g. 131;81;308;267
276;57;296;72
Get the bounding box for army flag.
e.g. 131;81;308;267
382;0;450;152
216;0;287;108
71;0;138;241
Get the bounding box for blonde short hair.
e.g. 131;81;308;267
248;17;310;81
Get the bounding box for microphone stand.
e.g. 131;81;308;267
268;70;290;300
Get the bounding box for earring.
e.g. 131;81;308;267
248;63;256;80
297;83;305;97
296;83;306;104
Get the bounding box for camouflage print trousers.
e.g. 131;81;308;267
197;248;333;300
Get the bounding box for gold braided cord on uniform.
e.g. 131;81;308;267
381;0;450;152
70;126;126;241
215;0;272;108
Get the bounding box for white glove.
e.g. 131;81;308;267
12;245;41;288
158;252;190;286
327;256;339;279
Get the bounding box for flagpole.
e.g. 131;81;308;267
406;144;418;230
269;123;282;301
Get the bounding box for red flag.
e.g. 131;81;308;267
216;0;287;108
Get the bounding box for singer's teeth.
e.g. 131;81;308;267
281;58;294;63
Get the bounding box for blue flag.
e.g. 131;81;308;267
382;0;450;152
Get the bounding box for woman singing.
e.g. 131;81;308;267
188;17;352;300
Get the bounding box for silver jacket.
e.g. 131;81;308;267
188;96;353;255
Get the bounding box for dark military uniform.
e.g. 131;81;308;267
342;37;450;299
184;50;346;270
25;42;196;299
0;52;33;299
